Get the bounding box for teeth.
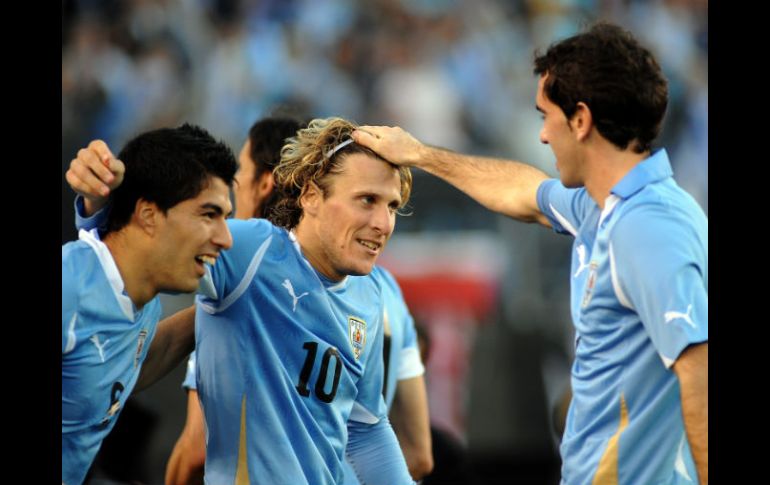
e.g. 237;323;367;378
358;240;379;251
197;255;216;265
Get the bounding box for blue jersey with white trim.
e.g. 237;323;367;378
182;265;423;485
537;149;707;485
195;218;411;485
62;229;161;485
184;267;424;406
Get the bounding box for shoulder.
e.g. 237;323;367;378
613;183;707;246
62;241;98;283
223;218;288;263
227;217;280;240
371;266;399;292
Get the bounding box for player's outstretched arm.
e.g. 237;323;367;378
352;126;551;226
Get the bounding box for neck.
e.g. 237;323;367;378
293;221;344;282
103;230;156;309
583;144;649;209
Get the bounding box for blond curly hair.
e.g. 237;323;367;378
269;117;412;229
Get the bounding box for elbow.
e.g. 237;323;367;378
408;452;434;480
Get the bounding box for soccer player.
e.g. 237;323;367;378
62;124;237;485
164;117;432;485
71;117;416;484
352;22;708;485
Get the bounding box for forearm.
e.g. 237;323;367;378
136;306;196;392
165;390;206;485
346;417;415;485
389;377;433;479
416;145;550;224
674;343;708;484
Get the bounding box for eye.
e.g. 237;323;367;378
361;195;375;205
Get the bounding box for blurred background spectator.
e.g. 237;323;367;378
62;1;707;483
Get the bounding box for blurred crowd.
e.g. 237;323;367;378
62;0;707;214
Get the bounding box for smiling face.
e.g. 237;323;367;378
536;74;585;188
297;153;402;281
152;175;234;293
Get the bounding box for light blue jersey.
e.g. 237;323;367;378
195;218;413;485
183;266;424;405
62;229;161;485
537;149;708;485
181;265;423;485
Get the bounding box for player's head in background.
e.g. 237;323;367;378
235;117;306;219
270;117;413;281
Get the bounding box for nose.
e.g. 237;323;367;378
539;127;548;145
371;204;395;238
212;219;233;250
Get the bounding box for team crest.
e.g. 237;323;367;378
581;262;599;308
348;316;367;360
134;330;148;368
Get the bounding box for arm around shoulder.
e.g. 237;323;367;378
135;305;197;392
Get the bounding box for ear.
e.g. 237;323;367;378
570;101;593;142
255;171;275;205
133;199;160;236
299;181;322;217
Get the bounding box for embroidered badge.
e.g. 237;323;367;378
348;317;367;360
135;329;148;368
581;262;599;308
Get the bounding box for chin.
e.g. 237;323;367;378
559;175;582;189
171;279;200;294
345;260;376;277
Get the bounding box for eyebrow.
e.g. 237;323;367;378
201;202;232;218
357;190;402;206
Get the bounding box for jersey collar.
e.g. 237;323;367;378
611;148;673;199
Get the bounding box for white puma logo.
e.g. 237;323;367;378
664;304;696;329
90;335;110;363
282;279;309;312
574;244;589;277
64;313;77;354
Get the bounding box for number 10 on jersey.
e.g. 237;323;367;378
295;341;342;403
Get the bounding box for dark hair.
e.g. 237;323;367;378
248;117;305;175
105;123;237;234
269;117;412;230
247;117;305;217
533;22;668;153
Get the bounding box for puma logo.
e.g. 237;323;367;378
90;335;110;363
282;279;309;312
574;244;590;277
664;304;696;329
